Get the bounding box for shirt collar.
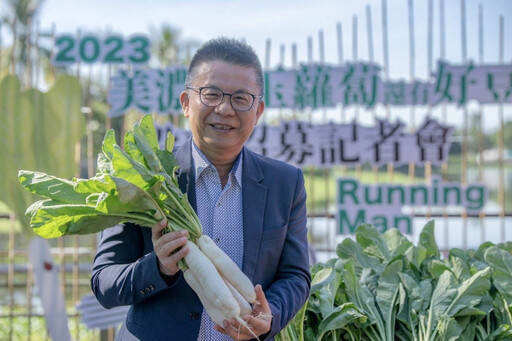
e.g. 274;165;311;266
191;141;243;187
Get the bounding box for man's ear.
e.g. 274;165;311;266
180;91;190;117
254;99;265;124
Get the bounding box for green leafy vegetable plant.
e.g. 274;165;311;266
19;114;202;241
276;221;512;341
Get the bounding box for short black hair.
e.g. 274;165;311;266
185;37;264;95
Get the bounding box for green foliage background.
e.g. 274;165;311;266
0;74;85;231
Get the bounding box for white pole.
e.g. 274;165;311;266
336;22;344;65
382;0;390;118
352;15;358;61
366;5;374;62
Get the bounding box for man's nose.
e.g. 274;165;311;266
215;94;236;115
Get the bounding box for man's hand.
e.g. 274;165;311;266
151;219;189;276
214;285;272;340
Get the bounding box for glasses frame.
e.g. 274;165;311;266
186;86;262;112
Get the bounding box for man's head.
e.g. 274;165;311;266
180;37;265;163
185;37;264;95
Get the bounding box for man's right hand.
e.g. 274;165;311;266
151;219;189;276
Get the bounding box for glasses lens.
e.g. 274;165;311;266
198;87;255;111
200;87;223;106
231;92;253;111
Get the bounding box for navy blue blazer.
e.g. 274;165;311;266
91;138;311;340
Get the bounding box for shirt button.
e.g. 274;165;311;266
215;237;221;243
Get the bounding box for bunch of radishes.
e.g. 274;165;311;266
183;235;259;337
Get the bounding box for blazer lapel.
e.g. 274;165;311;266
242;148;267;281
174;138;197;211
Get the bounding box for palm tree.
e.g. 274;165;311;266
149;23;201;67
150;23;180;67
1;0;48;86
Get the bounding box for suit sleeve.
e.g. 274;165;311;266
90;223;181;309
265;168;311;339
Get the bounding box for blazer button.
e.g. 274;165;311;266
189;312;200;320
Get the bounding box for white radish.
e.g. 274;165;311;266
184;240;261;340
198;235;257;304
184;241;239;317
223;277;252;317
183;269;228;327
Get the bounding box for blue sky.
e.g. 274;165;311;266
1;0;511;129
3;0;510;75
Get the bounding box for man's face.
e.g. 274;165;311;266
180;60;264;160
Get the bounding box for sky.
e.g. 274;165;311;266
1;0;511;129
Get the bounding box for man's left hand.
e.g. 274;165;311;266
214;284;272;340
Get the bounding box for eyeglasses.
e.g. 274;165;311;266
186;86;262;112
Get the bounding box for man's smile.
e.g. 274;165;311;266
209;123;235;130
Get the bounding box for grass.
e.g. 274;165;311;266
0;313;103;341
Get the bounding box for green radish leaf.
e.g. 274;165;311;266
315;303;366;341
165;131;175;153
310;267;335;294
490;295;512;333
124;131;147;166
449;256;471;281
111;145;154;189
484;246;512;301
497;241;512;253
139;114;160;150
419;220;440;259
156;149;179;180
27;200;124;238
442;267;491;318
397;272;431;327
427;270;457;330
336;236;381;271
75;174;117;195
486;324;512;340
383;228;413;259
102;129;117;161
428;259;453;278
134;124;164;173
376;260;402;340
355;224;390;262
343;258;386;339
474;241;495;261
436;315;462;341
110;176;164;220
316;271;343;319
19;171;89;203
96;153;114;174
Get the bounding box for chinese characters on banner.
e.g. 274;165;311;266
154;118;453;168
108;67;187;117
108;61;512;116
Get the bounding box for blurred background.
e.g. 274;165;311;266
0;0;511;339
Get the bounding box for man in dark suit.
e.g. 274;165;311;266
91;37;311;340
